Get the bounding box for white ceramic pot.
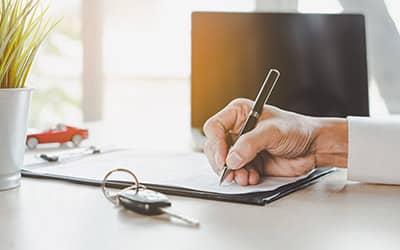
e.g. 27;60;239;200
0;88;32;190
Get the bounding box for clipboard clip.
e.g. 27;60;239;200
38;146;105;162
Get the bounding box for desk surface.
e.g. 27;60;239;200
0;169;399;250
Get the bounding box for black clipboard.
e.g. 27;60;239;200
21;167;334;205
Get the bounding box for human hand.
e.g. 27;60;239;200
203;98;348;186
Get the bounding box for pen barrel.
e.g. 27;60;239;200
238;113;258;136
252;69;280;114
219;69;280;185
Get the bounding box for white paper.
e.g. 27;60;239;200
32;150;313;195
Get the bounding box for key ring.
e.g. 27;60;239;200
101;168;146;206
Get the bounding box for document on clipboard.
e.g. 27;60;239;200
22;150;334;205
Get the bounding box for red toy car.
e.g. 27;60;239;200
26;124;89;149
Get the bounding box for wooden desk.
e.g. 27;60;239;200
0;169;399;250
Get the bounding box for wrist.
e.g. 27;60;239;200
313;118;348;167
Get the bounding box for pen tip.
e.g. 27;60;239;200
218;167;228;185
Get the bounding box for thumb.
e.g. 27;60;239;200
226;124;276;170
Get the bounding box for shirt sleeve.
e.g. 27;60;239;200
348;116;400;184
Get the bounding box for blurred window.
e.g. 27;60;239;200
29;0;82;128
29;0;400;132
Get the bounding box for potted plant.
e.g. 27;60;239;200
0;0;59;190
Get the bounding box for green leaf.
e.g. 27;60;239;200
0;0;59;88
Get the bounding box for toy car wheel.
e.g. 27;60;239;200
72;134;82;146
26;137;39;150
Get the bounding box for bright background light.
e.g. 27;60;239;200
29;0;400;149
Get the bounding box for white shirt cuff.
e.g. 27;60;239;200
348;116;400;184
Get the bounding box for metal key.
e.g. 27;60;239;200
118;189;200;227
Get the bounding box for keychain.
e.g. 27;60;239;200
101;168;200;227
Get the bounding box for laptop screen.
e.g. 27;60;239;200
191;12;369;130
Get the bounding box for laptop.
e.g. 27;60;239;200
191;12;369;149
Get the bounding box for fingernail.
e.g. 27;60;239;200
226;151;243;169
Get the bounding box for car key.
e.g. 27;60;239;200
118;188;200;227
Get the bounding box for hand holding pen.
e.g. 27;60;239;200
203;69;332;186
217;69;280;185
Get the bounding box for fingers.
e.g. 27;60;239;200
203;98;253;176
232;167;261;186
204;139;263;186
234;168;248;185
226;154;264;186
203;98;252;140
225;171;235;183
262;153;316;177
233;153;316;186
233;157;263;186
248;168;261;185
227;154;316;186
204;139;228;174
226;122;277;170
